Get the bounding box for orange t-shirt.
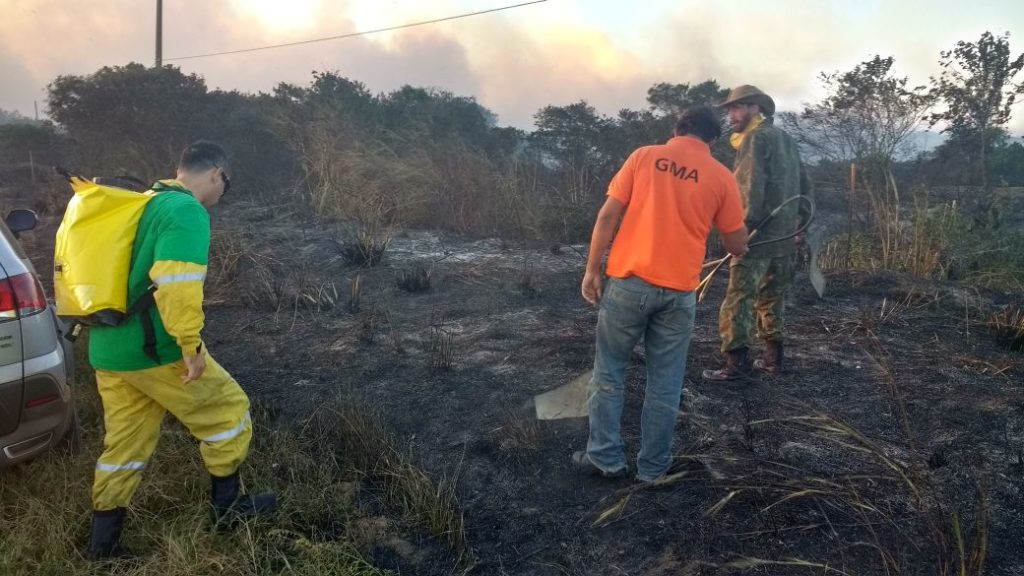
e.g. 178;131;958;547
605;136;745;291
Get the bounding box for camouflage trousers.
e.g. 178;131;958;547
718;255;794;353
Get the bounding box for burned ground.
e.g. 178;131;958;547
17;196;1024;575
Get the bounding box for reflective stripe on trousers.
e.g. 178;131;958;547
92;351;252;511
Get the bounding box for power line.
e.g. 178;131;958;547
165;0;547;62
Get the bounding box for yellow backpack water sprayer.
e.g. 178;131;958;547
53;171;155;326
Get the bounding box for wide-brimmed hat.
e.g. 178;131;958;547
717;85;776;116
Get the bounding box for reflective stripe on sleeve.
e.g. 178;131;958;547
153;272;207;286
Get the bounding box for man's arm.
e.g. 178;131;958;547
740;130;770;224
150;259;208;382
715;172;750;258
150;260;207;356
582;197;626;305
721;226;750;257
151;201;211;382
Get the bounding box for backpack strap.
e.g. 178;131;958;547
123;185;182;366
126;285;160;365
150;180;193;195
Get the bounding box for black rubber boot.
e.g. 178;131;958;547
210;472;278;531
87;508;132;560
753;340;784;376
702;348;753;381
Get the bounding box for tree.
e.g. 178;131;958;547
0;121;70;190
46;64;300;195
0;121;65;164
781;55;932;166
607;107;660;162
929;31;1024;189
0;108;36;126
532;101;614;174
379;86;494;150
528;101;618;224
991;139;1024;186
645;81;729;158
531;81;732;209
646;80;727;118
921;126;1008;188
47;64;211;178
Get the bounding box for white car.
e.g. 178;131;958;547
0;209;78;468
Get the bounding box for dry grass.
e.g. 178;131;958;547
242;261;340;316
0;341;469;575
348;274;362;314
857;168;957;278
488;413;543;464
824;289;942;337
395;265;431;293
863;334;989;576
0;389;379;575
821;165;963;280
207;229;253;302
318;405;469;560
954;354;1016;378
298;281;340;312
427;321;456;372
302;140;437;228
987;305;1024;352
722;557;855;575
337;225;391;269
517;259;539;298
294;119;579;241
30;180;72;217
820;200;960;280
822;170;1024;292
243;260;292;313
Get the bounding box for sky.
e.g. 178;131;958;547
1;0;1022;134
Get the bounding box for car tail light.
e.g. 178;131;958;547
0;273;47;322
25;395;59;408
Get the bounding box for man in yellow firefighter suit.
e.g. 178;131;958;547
87;141;276;559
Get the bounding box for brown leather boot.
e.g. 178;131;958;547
702;348;753;381
753;340;784;376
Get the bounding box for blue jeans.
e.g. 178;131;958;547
587;276;696;481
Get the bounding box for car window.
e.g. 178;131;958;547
0;220;28;260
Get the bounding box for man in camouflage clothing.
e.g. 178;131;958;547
703;85;812;380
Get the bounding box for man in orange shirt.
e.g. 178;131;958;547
576;106;749;482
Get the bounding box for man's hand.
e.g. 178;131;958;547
581;272;604;306
722;226;750;258
582;197;625;307
182;352;207;383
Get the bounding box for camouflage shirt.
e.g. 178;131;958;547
733;119;812;257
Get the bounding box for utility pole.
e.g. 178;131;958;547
155;0;163;68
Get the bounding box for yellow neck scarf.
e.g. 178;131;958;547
730;113;764;150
